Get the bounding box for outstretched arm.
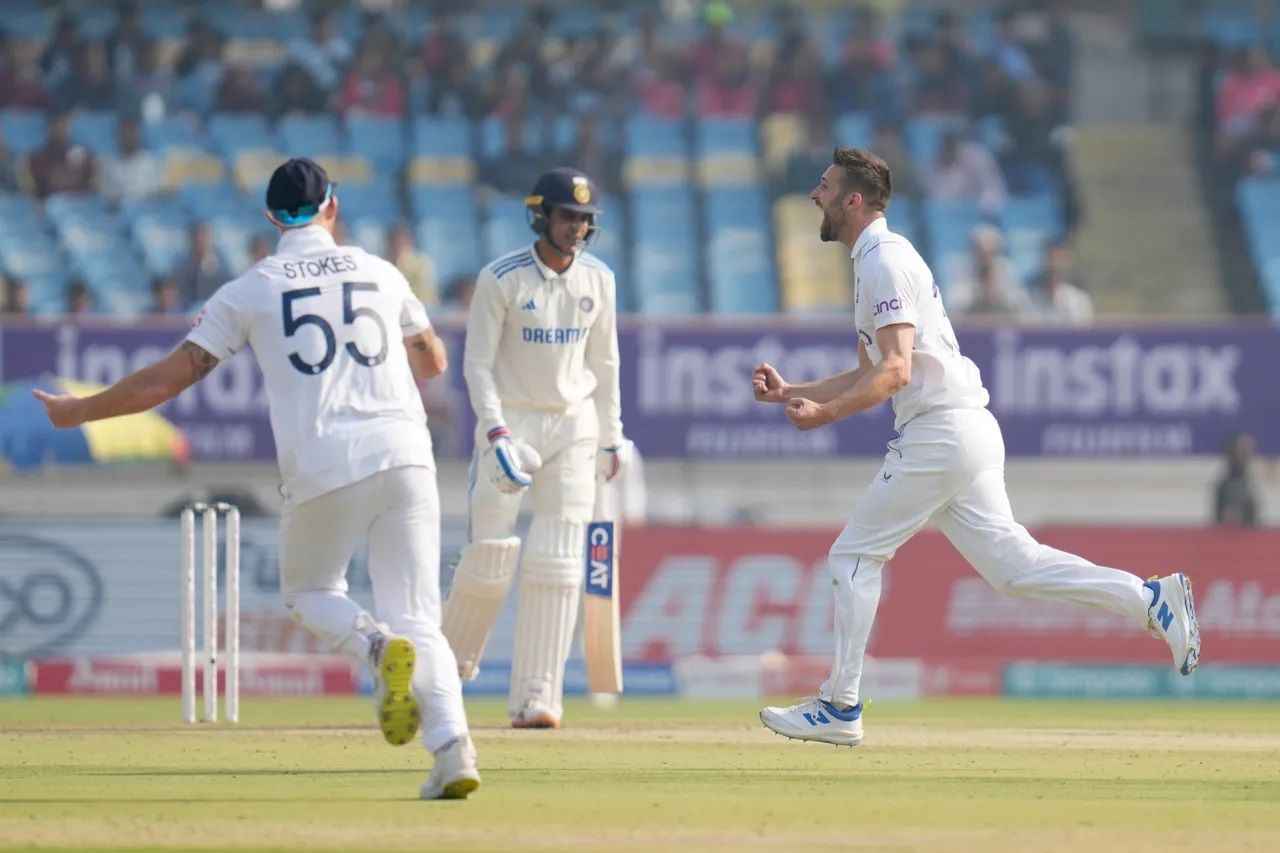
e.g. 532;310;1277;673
753;341;873;405
34;340;220;428
785;324;913;430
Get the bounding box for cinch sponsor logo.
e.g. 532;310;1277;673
637;329;858;417
522;327;588;344
873;297;902;316
991;328;1242;417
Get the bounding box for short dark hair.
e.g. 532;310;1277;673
831;147;892;211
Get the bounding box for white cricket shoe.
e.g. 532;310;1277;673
759;697;864;746
421;735;481;800
1145;573;1201;675
511;699;560;729
369;634;420;746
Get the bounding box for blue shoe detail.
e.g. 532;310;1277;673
801;710;830;726
819;700;863;722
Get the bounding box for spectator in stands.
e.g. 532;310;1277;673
853;5;896;70
2;278;30;315
174;22;227;116
698;42;756;118
827;27;900;122
105;0;151;84
286;11;352;104
340;47;406;117
923;129;1007;214
100;118;163;205
250;234;271;264
634;49;688;119
178;221;227;305
54;41;116;111
780;111;835;194
969;58;1017;121
1215;45;1280;152
443;273;476;315
487;58;534;122
19;110;97;199
560;110;621;197
426;56;485;118
934;10;978;86
763;39;828;121
0;130;17;192
1213;433;1260;527
150;275;184;315
1234;105;1280;176
872;123;919;198
119;40;173;122
948;224;1030;320
690;0;744;83
215;64;269;114
991;6;1035;83
358;10;404;65
39;16;79;89
1024;0;1075;106
65;279;94;315
1002;78;1070;195
482;112;543;194
1029;240;1092;325
0;35;50;110
387;222;437;307
419;6;467;78
910;38;970;115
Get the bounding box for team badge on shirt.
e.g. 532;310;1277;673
579;296;594;313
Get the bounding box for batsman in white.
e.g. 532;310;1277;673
754;148;1201;746
33;158;480;798
444;167;630;728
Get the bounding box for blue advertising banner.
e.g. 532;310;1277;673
2;318;1276;460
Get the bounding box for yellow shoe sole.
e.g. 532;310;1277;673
377;637;420;746
439;777;480;800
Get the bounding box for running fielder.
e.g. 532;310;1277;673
443;166;630;728
33;158;480;798
754;148;1201;746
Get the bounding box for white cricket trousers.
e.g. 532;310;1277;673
279;465;468;752
823;407;1151;707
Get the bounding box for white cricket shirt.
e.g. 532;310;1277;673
463;243;623;447
186;225;435;503
851;217;990;428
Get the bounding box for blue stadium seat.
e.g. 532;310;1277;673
278;115;342;159
0;193;40;224
75;5;118;39
479;114;540;160
71;111;119;157
139;4;188;39
408;183;475;220
483;195;532;258
133;219;191;277
923;200;983;289
0;110;47;156
207;114;274;160
411;117;472;159
888;197;920;247
346;115;408;172
704;186;769;231
625;117;687;158
631;185;697;245
338;179;401;227
417;219;481;283
834;112;875;150
1;1;52;39
44;194;111;227
177;184;253;221
696;118;757;158
631;242;699;314
144;115;204;153
708;228;777;314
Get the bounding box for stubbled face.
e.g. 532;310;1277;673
547;206;591;254
810;165;849;243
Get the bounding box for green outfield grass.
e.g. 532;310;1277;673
2;697;1278;851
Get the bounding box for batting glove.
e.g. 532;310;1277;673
595;440;633;483
483;427;542;495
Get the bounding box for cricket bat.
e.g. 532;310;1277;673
583;482;623;694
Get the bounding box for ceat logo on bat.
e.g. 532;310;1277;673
585;521;614;598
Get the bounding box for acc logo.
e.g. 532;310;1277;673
0;535;103;657
572;176;592;204
579;296;595;313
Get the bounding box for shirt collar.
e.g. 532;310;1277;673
529;241;580;281
277;224;337;253
850;216;889;262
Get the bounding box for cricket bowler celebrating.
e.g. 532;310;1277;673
34;158;480;798
444;166;630;728
753;148;1201;746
